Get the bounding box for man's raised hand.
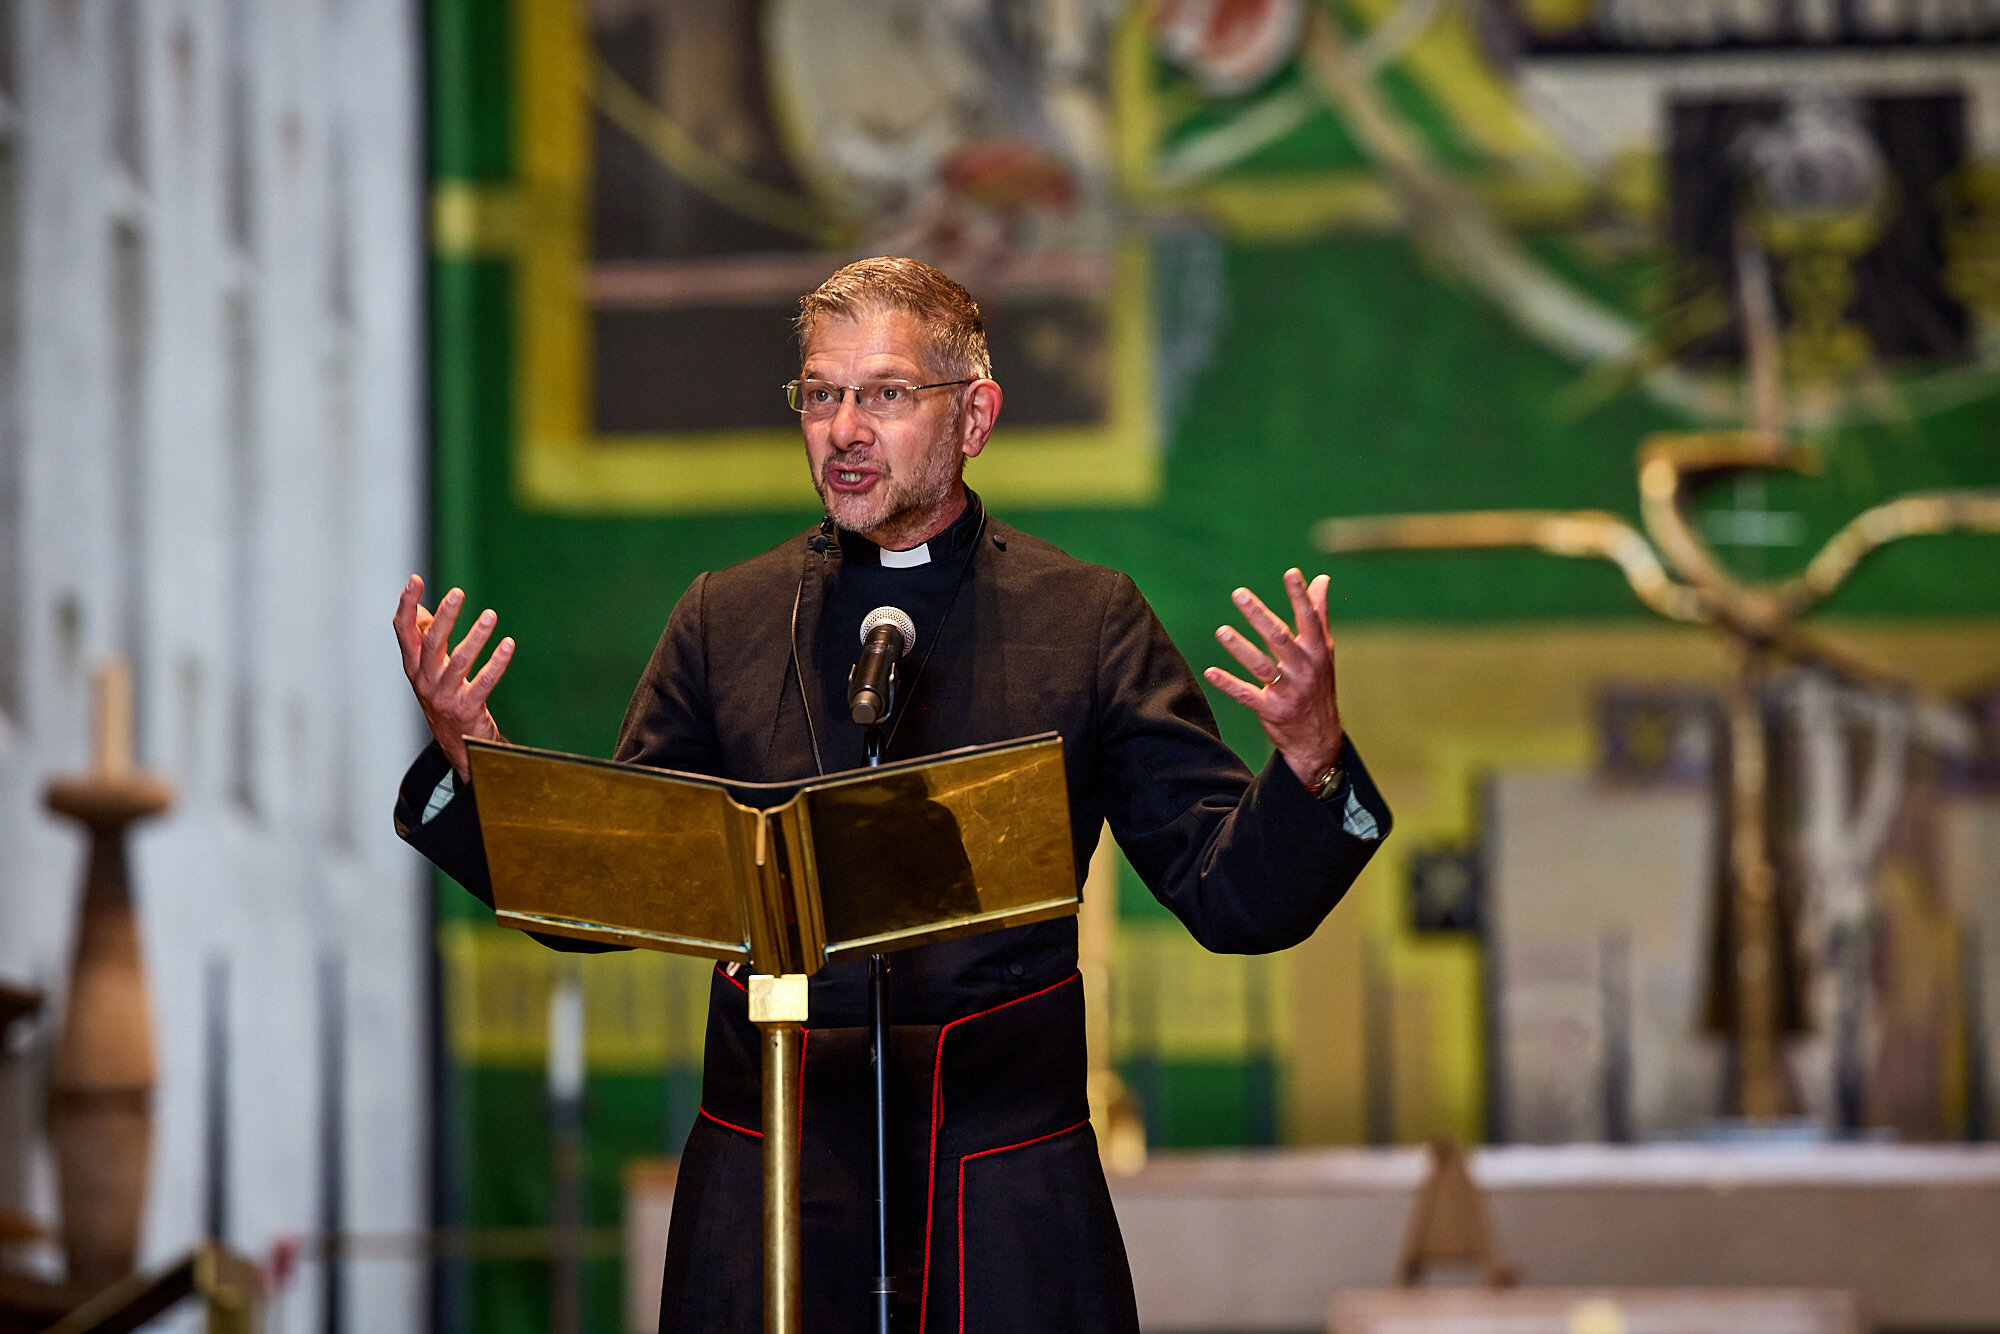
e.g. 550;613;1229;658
393;575;513;782
1203;568;1345;791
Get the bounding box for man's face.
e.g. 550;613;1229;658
799;309;969;543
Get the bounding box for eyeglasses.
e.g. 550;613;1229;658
783;377;974;420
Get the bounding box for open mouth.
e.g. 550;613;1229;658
826;464;878;492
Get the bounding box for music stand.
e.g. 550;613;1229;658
466;734;1080;1334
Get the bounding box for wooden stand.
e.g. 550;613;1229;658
1394;1138;1514;1288
43;661;174;1290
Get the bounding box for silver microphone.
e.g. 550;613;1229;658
848;606;916;726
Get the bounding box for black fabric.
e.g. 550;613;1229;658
817;497;984;773
673;966;1112;1333
393;511;1394;1333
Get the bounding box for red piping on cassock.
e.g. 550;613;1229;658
918;972;1082;1334
955;1120;1091;1334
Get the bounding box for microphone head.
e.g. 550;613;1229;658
859;606;916;656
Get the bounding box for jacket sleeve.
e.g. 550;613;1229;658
392;739;490;899
1091;573;1392;954
614;572;724;772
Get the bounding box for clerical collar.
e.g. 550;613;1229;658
832;492;984;567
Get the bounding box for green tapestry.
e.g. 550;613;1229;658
426;2;2000;1328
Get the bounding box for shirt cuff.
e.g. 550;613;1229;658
1309;747;1384;842
1336;776;1381;841
421;769;456;826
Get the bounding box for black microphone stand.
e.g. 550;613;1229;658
862;722;894;1334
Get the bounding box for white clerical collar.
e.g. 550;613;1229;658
879;542;932;568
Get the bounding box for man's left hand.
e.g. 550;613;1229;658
1204;568;1345;790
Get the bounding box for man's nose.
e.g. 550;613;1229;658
828;390;872;445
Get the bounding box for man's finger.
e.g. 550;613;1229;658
442;609;498;688
418;589;465;683
393;577;427;678
1310;574;1332;636
1311;575;1337;674
464;637;515;709
1231;588;1306;668
1286;568;1326;656
1214;626;1279;685
393;575;423;627
1202;665;1267;711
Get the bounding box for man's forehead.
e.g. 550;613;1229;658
801;308;933;369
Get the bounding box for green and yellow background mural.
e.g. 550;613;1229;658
426;0;2000;1328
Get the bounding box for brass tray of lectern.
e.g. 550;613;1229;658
465;733;1078;975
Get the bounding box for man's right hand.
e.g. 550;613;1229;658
393;575;514;782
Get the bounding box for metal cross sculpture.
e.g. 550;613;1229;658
1317;194;2000;1122
1317;426;1998;1120
1296;0;2000;1126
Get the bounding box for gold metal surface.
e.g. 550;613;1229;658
1790;489;2000;613
760;1018;804;1334
469;734;1079;972
1725;645;1784;1120
469;741;755;960
196;1243;262;1334
749;974;810;1024
806;736;1079;959
1637;430;1815;636
1316;508;1709;624
747;812;822;977
39;1242;263;1334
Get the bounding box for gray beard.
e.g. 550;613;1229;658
816;437;963;543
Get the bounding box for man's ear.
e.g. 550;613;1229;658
959;379;1003;460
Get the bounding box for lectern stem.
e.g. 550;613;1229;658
869;953;892;1333
759;1014;805;1334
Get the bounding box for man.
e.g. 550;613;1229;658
392;258;1390;1332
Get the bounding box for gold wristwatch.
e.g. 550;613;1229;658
1306;758;1345;799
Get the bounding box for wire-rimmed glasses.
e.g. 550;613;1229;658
783;377;975;420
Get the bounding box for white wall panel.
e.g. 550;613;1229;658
0;2;426;1329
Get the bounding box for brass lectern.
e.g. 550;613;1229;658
465;733;1080;1333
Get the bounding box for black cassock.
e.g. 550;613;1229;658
396;498;1392;1333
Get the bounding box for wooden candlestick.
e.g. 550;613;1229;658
43;658;174;1290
